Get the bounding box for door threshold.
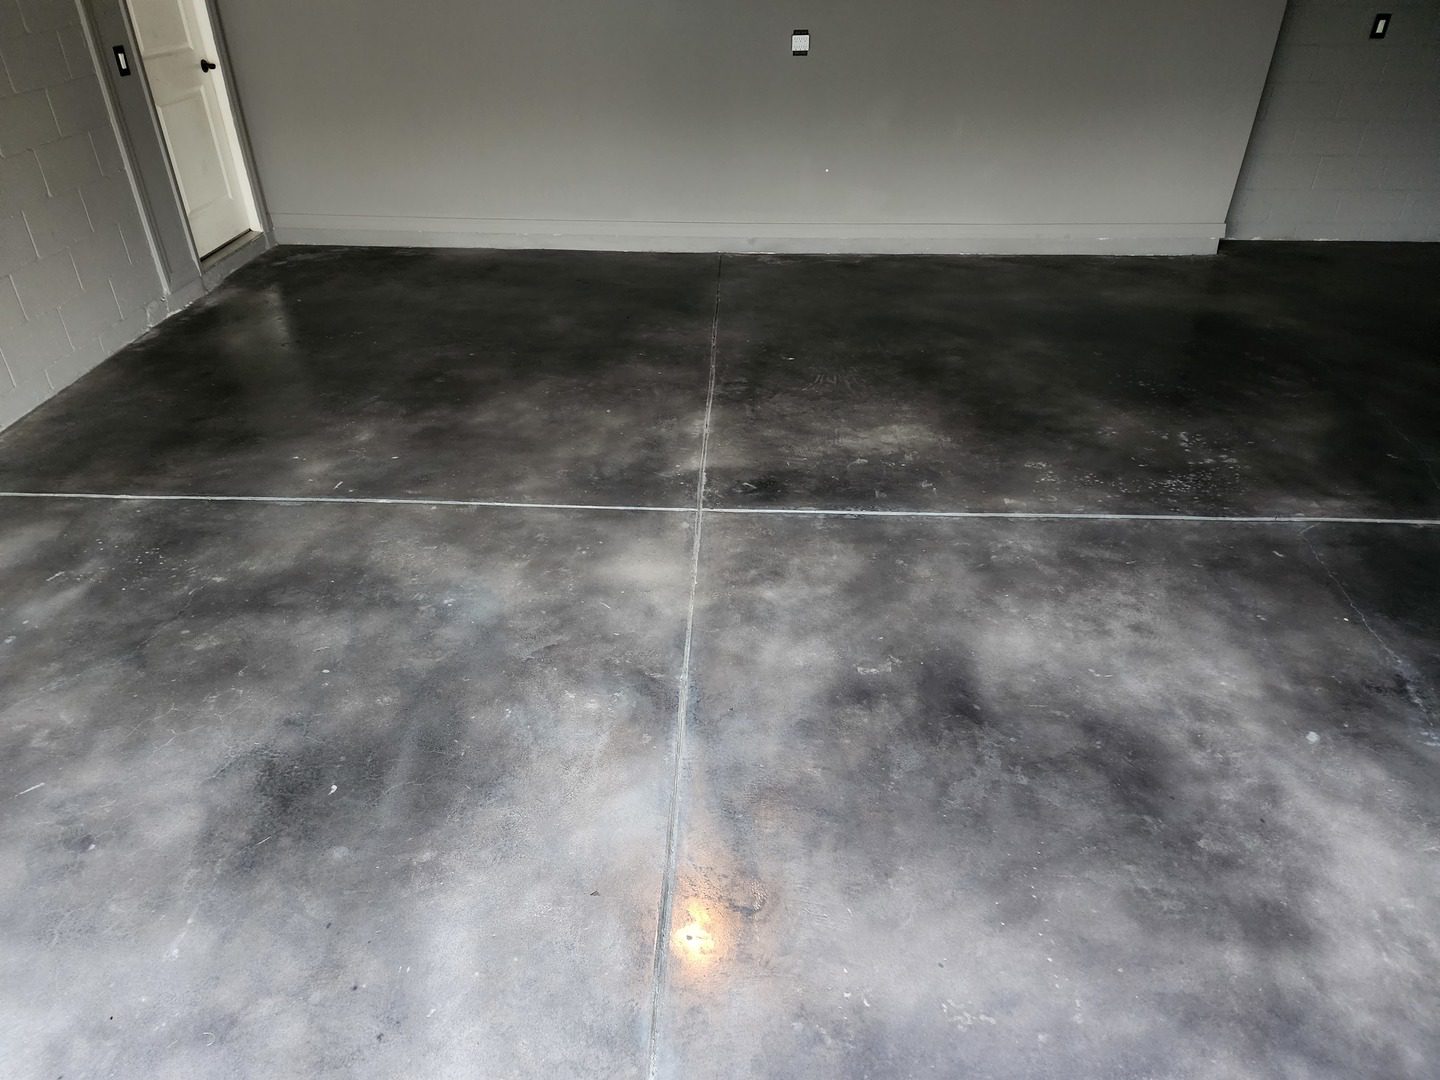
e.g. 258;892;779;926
200;230;271;288
201;229;264;267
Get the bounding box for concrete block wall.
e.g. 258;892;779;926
1228;1;1440;240
0;0;165;431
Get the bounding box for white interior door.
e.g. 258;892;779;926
127;0;258;257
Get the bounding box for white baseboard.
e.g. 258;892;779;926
270;214;1223;256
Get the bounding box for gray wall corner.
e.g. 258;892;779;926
1228;0;1440;241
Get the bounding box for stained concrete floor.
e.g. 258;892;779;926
0;243;1438;1079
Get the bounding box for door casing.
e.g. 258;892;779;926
77;0;273;308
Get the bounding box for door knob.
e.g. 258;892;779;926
200;58;216;72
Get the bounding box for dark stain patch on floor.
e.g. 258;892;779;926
1;243;1439;1079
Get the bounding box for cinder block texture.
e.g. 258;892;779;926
1229;1;1440;240
0;0;163;431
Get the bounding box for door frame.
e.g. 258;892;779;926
77;0;273;308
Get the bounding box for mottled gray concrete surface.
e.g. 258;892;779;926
0;499;691;1079
0;248;718;505
1;243;1439;1079
706;244;1440;515
660;516;1440;1080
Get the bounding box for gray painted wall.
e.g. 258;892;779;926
218;0;1285;255
1228;1;1440;240
0;0;165;431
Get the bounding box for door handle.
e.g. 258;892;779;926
200;58;217;72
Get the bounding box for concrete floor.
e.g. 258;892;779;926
0;243;1437;1079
